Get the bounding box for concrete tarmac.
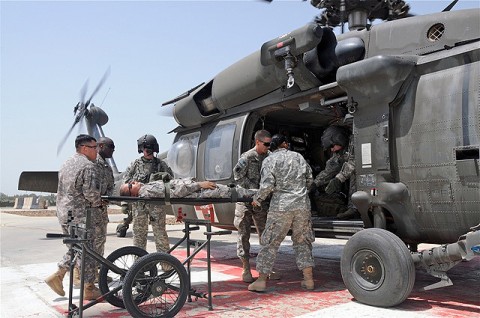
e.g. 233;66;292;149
1;209;479;317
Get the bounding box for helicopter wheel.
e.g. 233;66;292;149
340;228;415;307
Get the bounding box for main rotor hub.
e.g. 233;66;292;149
311;0;410;30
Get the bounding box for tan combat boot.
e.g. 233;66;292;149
268;271;282;280
248;273;268;292
83;283;102;300
301;267;315;290
73;266;81;288
45;267;68;296
241;258;254;283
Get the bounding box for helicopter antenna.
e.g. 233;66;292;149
443;0;459;12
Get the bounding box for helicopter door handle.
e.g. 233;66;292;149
382;125;388;142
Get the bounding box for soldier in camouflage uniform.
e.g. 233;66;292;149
233;129;274;283
45;134;103;300
93;137;115;256
312;126;351;217
123;134;173;252
72;137;116;287
119;179;256;199
248;134;316;292
325;136;359;219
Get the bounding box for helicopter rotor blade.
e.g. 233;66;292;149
58;104;87;155
86;67;111;105
57;122;77;156
79;79;89;106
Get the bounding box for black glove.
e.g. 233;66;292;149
325;178;342;195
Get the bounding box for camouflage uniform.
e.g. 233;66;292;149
233;147;269;260
92;154;114;257
335;138;357;210
313;150;347;188
123;156;173;252
56;153;101;284
138;179;256;199
253;148;315;274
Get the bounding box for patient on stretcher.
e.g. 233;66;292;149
120;178;257;200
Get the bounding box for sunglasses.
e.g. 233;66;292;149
82;144;97;149
128;182;133;196
259;140;271;147
106;144;115;150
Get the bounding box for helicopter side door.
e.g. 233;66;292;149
169;113;250;226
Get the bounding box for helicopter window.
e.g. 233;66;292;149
204;123;236;181
167;132;200;179
427;23;445;42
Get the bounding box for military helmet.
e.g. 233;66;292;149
137;134;159;153
321;126;349;149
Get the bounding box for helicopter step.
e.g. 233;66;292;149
311;217;364;238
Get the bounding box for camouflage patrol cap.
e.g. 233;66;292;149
321;126;349;149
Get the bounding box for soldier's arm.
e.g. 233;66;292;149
123;161;135;183
253;165;274;204
336;159;355;183
106;170;115;196
314;156;342;187
82;166;102;207
233;157;256;189
305;162;314;190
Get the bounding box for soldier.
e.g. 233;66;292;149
248;134;315;292
325;136;358;219
311;126;351;217
123;134;173;253
313;126;350;189
233;129;277;283
119;179;256;199
73;137;116;287
45;134;103;300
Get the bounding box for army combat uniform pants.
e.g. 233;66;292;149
132;202;169;252
234;202;267;259
92;206;109;258
58;219;97;284
256;209;315;274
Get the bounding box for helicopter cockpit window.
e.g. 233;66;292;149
167;132;200;178
204;123;235;180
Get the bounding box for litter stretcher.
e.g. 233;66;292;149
57;192;252;318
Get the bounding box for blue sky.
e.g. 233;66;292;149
1;0;479;195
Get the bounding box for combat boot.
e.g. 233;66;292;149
73;266;81;288
301;267;315;290
336;208;357;220
94;269;112;284
248;273;268;292
241;258;254;283
268;271;282;280
45;267;68;296
84;283;102;300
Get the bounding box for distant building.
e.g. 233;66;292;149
14;195;47;209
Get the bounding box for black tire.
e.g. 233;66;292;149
340;228;415;307
99;246;150;308
122;252;188;318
